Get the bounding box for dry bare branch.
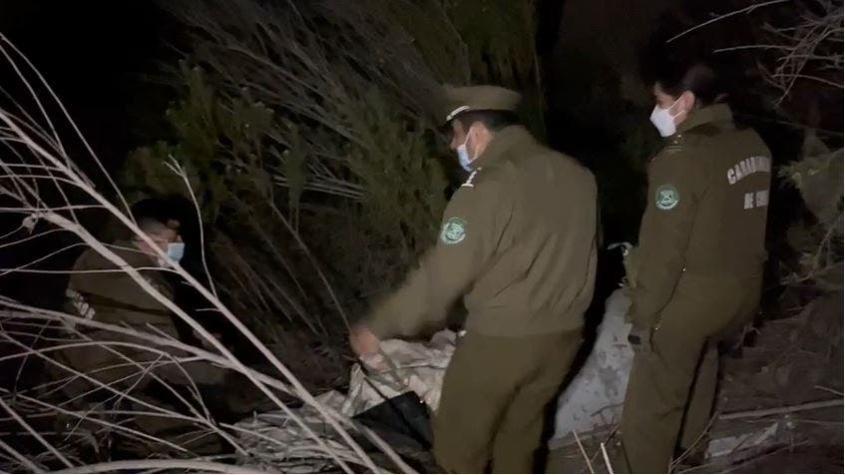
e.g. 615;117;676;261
0;32;412;473
666;0;792;44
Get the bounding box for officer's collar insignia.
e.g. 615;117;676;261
440;217;467;245
655;184;680;211
462;167;482;188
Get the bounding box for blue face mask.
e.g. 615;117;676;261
456;132;474;172
167;242;185;263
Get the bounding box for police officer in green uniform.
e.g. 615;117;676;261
349;85;598;472
56;211;227;454
620;62;772;472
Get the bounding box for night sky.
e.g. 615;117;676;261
0;2;180;304
0;1;175;173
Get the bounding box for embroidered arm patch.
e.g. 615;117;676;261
440;217;467;245
655;184;680;211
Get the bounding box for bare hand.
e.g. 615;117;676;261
349;323;380;358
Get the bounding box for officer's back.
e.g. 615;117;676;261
464;125;597;336
676;106;772;277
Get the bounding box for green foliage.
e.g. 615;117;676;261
323;101;446;300
369;0;470;85
123;2;455;339
444;0;546;136
444;0;536;86
123;65;276;221
122;66;330;338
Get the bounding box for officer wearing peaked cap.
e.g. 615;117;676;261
350;85;598;472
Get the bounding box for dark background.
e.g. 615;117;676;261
0;1;180;306
0;1;174;169
0;0;836;317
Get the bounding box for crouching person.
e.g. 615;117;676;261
51;207;228;456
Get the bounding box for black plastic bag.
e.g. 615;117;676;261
353;391;433;450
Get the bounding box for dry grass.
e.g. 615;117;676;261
0;33;413;473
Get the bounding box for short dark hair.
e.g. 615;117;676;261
655;60;722;106
455;109;518;133
131;198;181;232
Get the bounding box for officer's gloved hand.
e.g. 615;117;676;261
627;324;653;354
607;242;638;289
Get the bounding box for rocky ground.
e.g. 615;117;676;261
546;289;843;473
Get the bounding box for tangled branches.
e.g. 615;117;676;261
0;34;412;473
667;0;843;105
719;0;844;103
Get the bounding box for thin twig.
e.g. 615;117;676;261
166;157;218;298
721;441;811;473
572;430;595;474
672;412;720;469
0;437;44;473
667;0;791;43
719;399;843;420
600;442;614;474
814;385;844;397
770;72;844;88
52;459;268;474
0;397;72;468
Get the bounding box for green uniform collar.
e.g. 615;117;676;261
677;103;734;135
110;239;159;267
108;239;174;293
471;125;534;169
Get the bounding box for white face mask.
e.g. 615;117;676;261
155;242;185;267
649;97;683;137
456;130;475;172
167;242;185;263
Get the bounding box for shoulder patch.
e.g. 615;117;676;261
655;184;680;211
440;217;467;245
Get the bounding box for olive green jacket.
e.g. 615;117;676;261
57;242;223;395
629;104;772;328
369;125;598;338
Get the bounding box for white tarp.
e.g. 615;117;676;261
235;331;456;472
237;290;637;467
345;329;456;415
237;289;774;470
552;289;634;438
345;290;636;432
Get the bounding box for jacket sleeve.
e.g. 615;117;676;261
367;178;510;339
629;147;704;328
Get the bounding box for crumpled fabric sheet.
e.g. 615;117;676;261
553;288;634;439
234;330;457;472
234;294;641;472
345;329;456;415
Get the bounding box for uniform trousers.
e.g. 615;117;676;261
620;274;762;473
433;329;582;473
